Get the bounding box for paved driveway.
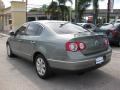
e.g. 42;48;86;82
0;35;120;90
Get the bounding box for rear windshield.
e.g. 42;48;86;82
46;22;87;34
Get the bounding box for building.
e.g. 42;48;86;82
0;1;27;31
27;12;48;21
84;9;120;23
0;0;48;31
0;0;5;31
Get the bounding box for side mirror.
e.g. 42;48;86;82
9;31;15;36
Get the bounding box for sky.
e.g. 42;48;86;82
2;0;120;9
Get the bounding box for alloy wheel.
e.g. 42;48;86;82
7;45;11;56
35;54;52;79
36;57;46;76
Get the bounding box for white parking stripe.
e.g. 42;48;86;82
112;51;120;54
0;33;9;37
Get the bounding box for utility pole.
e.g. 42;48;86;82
26;0;28;22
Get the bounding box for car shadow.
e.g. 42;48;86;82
7;56;120;90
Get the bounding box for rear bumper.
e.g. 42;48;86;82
48;49;112;71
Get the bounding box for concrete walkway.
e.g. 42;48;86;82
0;30;9;37
0;33;9;37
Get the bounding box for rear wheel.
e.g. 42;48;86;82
35;54;52;79
118;40;120;47
6;44;14;57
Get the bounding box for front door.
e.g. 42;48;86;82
16;22;43;61
11;24;28;56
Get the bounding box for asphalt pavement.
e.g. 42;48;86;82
0;34;120;90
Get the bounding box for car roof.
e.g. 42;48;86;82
100;23;120;29
77;23;87;25
30;20;68;24
77;23;94;26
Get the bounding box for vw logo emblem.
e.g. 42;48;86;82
95;40;99;46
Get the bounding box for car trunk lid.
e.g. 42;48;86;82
70;32;108;56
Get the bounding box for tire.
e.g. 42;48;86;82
35;54;52;79
117;40;120;47
6;44;14;57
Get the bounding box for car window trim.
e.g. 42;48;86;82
15;24;29;36
25;22;44;36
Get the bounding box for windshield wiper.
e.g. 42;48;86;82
59;22;70;28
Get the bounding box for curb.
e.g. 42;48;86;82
0;33;9;37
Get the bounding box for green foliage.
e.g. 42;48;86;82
76;0;91;22
29;8;39;12
47;1;60;20
29;4;48;12
93;0;99;24
47;0;72;20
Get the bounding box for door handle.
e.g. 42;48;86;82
31;41;36;44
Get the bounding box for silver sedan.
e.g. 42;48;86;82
6;20;112;79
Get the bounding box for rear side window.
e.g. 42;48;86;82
26;23;43;36
46;22;87;34
84;24;92;29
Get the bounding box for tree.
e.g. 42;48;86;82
93;0;104;25
93;0;99;25
29;4;48;12
47;0;72;20
58;0;72;20
42;4;48;12
47;1;60;20
75;0;91;22
29;8;39;12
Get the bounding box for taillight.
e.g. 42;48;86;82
110;30;117;37
104;38;109;46
66;42;86;52
78;42;86;50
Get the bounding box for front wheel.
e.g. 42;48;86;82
35;54;52;79
6;44;14;57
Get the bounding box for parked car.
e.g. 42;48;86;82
77;23;97;31
102;23;110;26
95;23;120;46
6;20;112;79
115;19;120;23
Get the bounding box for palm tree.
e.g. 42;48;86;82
47;0;72;20
75;0;91;22
93;0;99;25
47;1;60;20
93;0;104;24
58;0;72;20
